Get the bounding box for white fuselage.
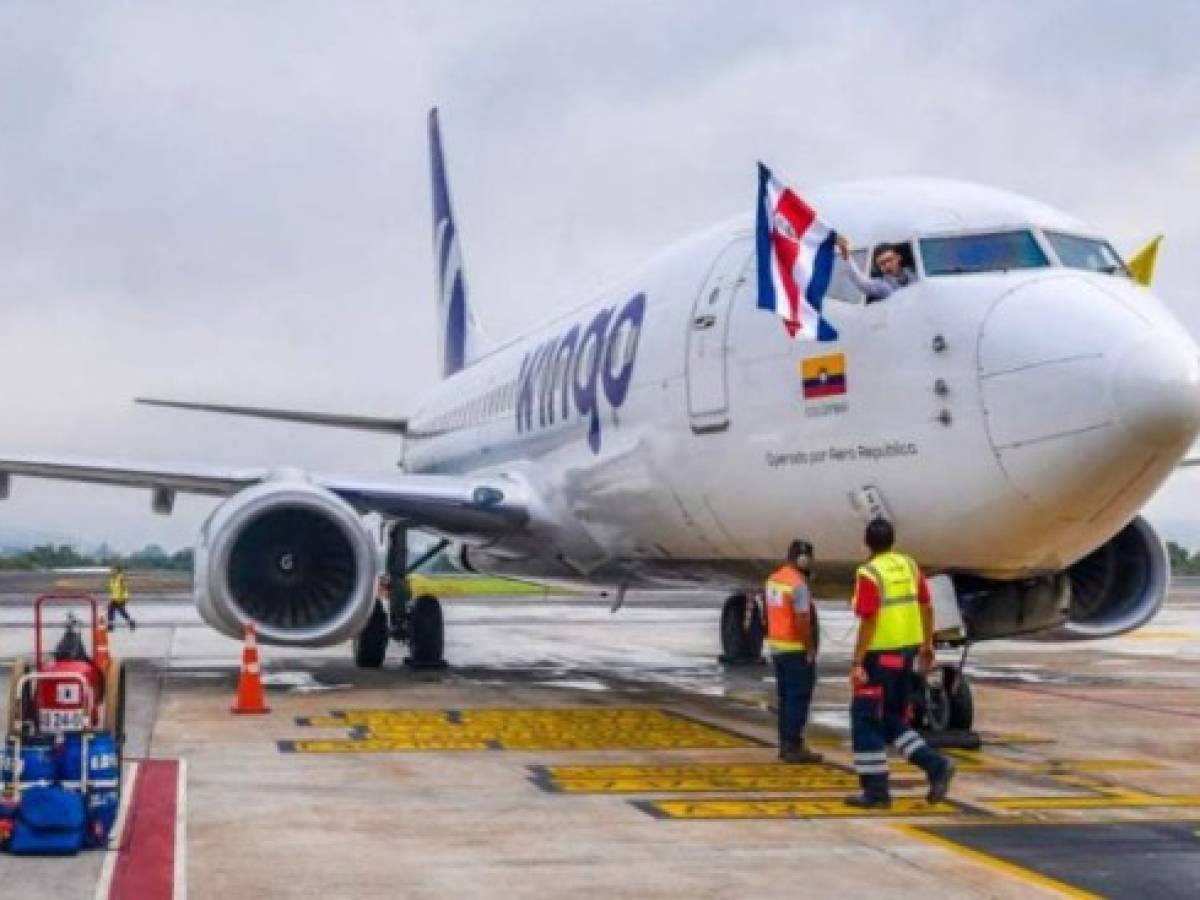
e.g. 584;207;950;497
403;178;1200;587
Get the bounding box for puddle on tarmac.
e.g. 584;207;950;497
262;671;351;693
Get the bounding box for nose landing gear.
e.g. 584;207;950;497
911;649;978;749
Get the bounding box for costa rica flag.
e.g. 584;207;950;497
755;162;839;341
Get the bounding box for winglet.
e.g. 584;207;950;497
1128;235;1162;287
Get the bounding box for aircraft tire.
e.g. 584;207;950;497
352;601;389;669
945;667;974;731
407;595;445;668
720;595;764;664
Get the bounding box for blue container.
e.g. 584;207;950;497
84;733;120;847
0;742;13;788
11;742;58;792
58;733;86;789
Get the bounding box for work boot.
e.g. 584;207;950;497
843;793;891;810
779;743;824;764
926;758;957;804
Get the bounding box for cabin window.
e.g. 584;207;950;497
920;230;1049;276
1044;231;1128;277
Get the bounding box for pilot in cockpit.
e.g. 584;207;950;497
836;236;916;303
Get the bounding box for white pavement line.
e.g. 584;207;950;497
174;759;188;900
94;759;140;900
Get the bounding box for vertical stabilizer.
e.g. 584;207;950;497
429;108;487;378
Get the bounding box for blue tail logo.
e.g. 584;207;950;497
429;108;476;378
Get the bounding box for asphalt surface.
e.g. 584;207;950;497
0;571;1198;898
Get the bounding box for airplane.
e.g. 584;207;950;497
2;109;1199;735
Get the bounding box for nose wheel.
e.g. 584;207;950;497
912;661;977;748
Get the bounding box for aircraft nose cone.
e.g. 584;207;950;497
978;274;1200;525
1111;334;1200;447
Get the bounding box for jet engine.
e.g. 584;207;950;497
1059;515;1169;639
194;476;378;646
954;515;1168;642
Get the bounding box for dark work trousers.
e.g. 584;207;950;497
107;602;135;629
772;651;815;750
850;648;947;800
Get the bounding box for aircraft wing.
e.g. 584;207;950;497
0;456;529;535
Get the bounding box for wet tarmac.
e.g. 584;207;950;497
1;573;1199;898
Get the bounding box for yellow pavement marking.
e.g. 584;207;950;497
285;707;758;752
932;752;1162;775
1041;759;1163;772
985;788;1200;811
894;824;1099;899
534;762;924;795
643;797;959;819
301;712;452;728
539;763;868;793
979;732;1056;745
551;776;859;793
1120;629;1199;641
282;737;494;752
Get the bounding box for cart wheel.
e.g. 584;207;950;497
102;660;126;748
5;659;27;736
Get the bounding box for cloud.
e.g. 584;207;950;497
0;2;1197;548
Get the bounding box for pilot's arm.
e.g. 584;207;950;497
836;235;894;301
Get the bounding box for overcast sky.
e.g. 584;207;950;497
1;1;1198;551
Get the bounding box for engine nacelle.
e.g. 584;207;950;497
1060;515;1169;639
195;477;377;646
955;515;1168;642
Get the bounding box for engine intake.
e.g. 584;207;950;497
1062;515;1168;638
954;515;1168;642
195;478;377;646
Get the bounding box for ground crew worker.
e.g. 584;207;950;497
765;539;822;764
845;518;954;808
107;563;136;631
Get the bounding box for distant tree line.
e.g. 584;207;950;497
1167;542;1200;576
0;543;194;572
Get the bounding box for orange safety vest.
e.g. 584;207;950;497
764;564;810;652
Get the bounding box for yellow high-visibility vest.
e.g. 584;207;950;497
855;551;924;651
108;573;129;604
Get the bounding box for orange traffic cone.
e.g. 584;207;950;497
231;623;270;715
94;618;111;674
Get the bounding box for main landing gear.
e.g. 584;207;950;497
719;593;765;665
351;526;447;670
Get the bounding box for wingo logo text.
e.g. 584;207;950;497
516;293;645;453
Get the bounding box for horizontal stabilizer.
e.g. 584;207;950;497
136;398;408;435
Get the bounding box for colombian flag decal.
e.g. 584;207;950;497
801;353;847;399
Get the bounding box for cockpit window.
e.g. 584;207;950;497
920;230;1049;276
1044;231;1128;276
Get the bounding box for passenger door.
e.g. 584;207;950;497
686;238;751;433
